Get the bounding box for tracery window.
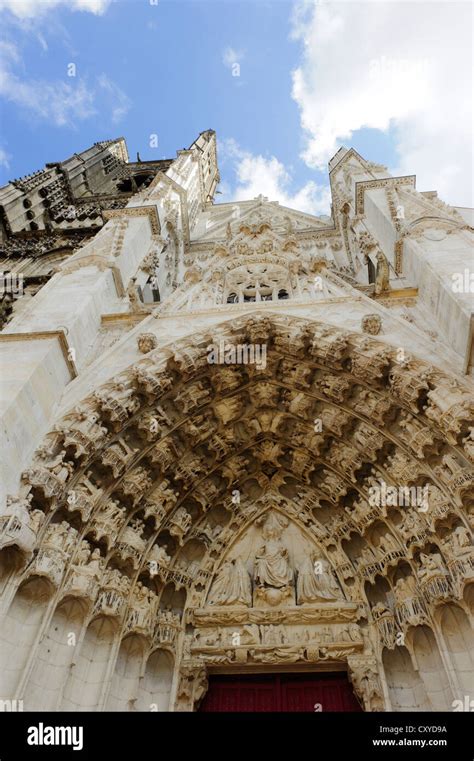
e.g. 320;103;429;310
224;264;292;304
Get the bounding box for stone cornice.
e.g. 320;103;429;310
372;287;418;300
101;312;150;325
0;330;77;378
355;176;416;215
102;205;161;235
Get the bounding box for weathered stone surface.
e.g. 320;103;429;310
0;131;472;714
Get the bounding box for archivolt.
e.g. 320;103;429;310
1;313;473;677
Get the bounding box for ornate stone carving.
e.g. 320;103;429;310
137;332;158;353
350;342;390;381
417;552;453;603
101;439;137;477
361;314;382;335
424;382;474;438
252;513;294;607
23;449;74;498
296;554;344;604
389;365;429;413
65;543;103;600
94;382;140;426
90;498;127;546
28;521;78;586
115;518;147;569
119;466;153;506
175;663;208;712
0;495;43;556
374;251;390;295
167;507;192;545
133;366;173;401
208;559;252;607
56;406;109;459
93;568;131;619
125;582;158;636
348;655;385;711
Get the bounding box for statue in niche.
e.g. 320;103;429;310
443;525;472;558
254;512;293;589
208;558;252;607
73;545;104;581
377;532;399;555
359;545;377;566
149;543;171;566
375;251;390;295
417;552;447;581
394;574;417;603
296;553;344;604
372;601;391;618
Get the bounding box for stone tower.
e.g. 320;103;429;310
0;130;472;712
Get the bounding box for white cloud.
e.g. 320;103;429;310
222;46;244;69
0;41;130;127
0;0;112;18
218;138;331;216
291;0;473;207
0;147;11;169
97;73;131;124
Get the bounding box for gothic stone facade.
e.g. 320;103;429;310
0;130;473;712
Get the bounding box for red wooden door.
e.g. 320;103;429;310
199;672;362;712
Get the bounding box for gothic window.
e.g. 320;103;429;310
224;264;292;304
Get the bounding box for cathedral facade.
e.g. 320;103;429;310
0;130;473;712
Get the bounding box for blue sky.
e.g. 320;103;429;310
0;1;472;214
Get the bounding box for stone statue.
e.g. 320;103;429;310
375;251;390;295
394;574;417;603
29;509;46;535
254;513;293;589
4;494;32;521
418;552;447;581
208;558;252;606
149;543;171;566
453;525;472;550
296;554;344;604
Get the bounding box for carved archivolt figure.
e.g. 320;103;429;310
296;554;344;604
443;526;472;558
418;552;447;581
149;543;171;566
394;575;417;603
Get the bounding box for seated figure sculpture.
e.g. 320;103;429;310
254;512;293;589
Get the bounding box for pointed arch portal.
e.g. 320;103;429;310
1;313;473;711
